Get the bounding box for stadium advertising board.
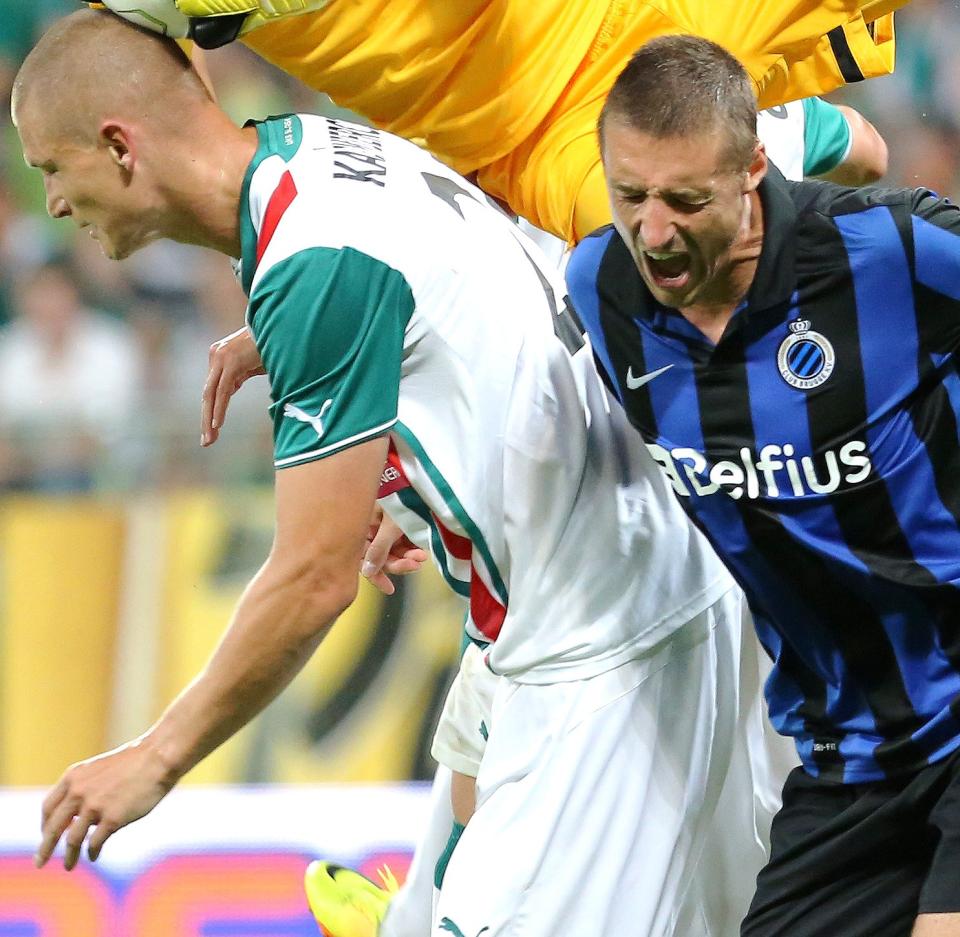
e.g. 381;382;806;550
0;784;429;936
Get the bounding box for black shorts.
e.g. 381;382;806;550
741;746;960;937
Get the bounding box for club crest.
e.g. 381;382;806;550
777;319;835;389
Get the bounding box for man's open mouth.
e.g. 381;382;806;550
644;251;691;289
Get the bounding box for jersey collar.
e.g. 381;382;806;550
237;114;304;297
744;163;798;316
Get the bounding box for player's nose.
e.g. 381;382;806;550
638;201;677;251
43;180;71;220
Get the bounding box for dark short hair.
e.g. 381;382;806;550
599;35;758;170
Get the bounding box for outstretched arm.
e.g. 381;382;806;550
37;434;388;870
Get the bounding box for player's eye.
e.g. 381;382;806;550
667;195;710;212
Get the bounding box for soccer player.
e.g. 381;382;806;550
566;34;960;937
100;0;908;242
16;12;772;936
197;89;887;937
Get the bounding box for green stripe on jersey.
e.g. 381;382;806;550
802;97;852;177
238;114;304;296
395;422;508;605
395;487;471;598
250;247;414;468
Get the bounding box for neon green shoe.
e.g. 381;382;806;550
305;860;398;937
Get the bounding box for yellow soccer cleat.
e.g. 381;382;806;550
304;860;397;937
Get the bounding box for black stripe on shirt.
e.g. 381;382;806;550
797;209;927;774
827;26;865;83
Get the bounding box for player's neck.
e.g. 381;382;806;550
679;190;764;346
161;119;258;258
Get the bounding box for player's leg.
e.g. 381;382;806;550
912;762;960;936
376;765;456;937
434;587;750;937
425;641;496;925
306;641;491;937
741;768;928;936
449;770;476;826
913;916;960;936
741;742;960;937
380;641;494;937
675;604;792;935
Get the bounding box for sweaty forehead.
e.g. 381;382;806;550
603;124;734;191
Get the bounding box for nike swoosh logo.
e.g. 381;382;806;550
626;364;674;390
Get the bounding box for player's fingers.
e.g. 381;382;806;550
36;797;80;868
211;369;236;435
362;516;405;578
63;811;97;871
201;360;223;445
393;544;428;564
383;553;427;575
366;569;396;596
40;777;69;828
87;818;119;863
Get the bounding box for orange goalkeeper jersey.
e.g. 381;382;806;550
242;0;902;241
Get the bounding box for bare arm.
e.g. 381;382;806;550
37;435;388;870
817;105;888;186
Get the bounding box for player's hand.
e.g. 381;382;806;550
362;504;428;595
36;739;175;871
201;326;265;447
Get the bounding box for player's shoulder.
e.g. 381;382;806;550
787;175;942;223
243;114;431;279
784;177;960;273
567;225;627;294
248;113;426;198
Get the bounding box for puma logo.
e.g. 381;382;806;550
282;399;333;439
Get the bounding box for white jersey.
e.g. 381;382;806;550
240;114;734;683
757;97;853;182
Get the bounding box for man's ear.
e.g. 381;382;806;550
745;140;768;194
100;122;134;173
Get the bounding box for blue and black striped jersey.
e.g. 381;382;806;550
567;169;960;783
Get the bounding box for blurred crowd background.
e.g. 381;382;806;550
0;1;955;789
0;1;340;492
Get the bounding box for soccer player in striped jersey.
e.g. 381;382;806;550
566;34;960;937
98;0;907;243
16;12;774;936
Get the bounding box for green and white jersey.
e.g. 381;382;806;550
239;114;734;683
757;97;852;182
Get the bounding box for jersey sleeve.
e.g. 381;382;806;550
248;246;414;469
909;190;960;356
675;2;898;108
801;97;852;177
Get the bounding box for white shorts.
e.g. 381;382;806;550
673;603;794;936
432;586;772;937
431;642;499;777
